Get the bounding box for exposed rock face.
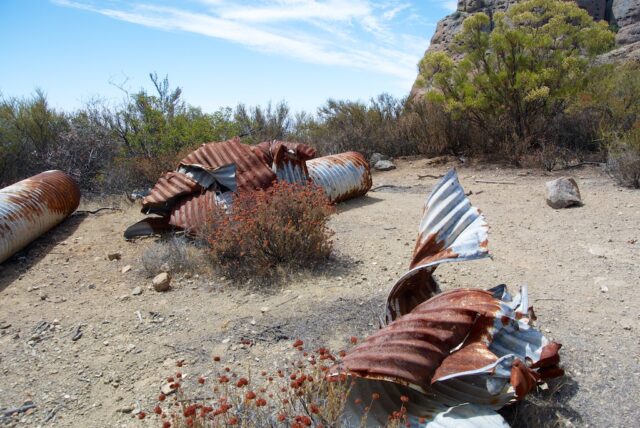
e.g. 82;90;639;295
412;0;640;97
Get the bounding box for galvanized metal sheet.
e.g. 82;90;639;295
385;169;489;324
169;190;233;234
179;137;276;192
143;171;201;212
307;152;372;203
253;140;315;184
340;377;509;427
333;171;562;425
0;170;80;264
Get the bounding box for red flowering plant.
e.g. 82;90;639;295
202;181;335;284
151;340;412;428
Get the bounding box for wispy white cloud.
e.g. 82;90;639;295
53;0;432;83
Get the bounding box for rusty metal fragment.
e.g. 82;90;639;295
307;152;372;203
128;138;369;237
385;169;489;324
0;170;80;264
333;170;562;426
253;140;315;184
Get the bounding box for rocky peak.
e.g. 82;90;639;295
412;0;639;96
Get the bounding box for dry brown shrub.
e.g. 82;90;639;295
203;181;335;285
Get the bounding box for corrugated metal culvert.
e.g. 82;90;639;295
307;152;373;203
0;170;80;264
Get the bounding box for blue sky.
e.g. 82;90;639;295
0;0;456;114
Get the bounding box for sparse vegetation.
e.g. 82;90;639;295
2;1;640;192
153;340;413;428
142;236;211;277
203;181;334;285
416;0;615;165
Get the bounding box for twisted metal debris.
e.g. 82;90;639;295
333;170;563;427
0;170;81;264
125;138;372;238
307;152;372;203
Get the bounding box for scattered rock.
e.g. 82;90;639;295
121;265;132;274
374;160;396;171
152;272;171;292
260;306;270;313
107;252;121;261
545;177;582;209
370;153;390;165
131;287;142;296
600;285;609;293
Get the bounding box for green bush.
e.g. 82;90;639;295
416;0;616;165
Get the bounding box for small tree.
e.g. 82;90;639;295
416;0;615;163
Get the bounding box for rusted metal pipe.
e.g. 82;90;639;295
0;170;81;264
307;152;372;203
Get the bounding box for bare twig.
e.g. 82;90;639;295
2;402;36;417
557;161;604;170
474;179;516;185
74;207;121;215
371;185;411;192
417;173;444;180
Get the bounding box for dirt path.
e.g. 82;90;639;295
1;159;638;427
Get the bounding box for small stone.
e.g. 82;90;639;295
121;265;132;274
260;306;270;313
161;383;176;396
600;285;609;293
152;272;171;292
107;252;121;261
131;287;142;296
370;153;391;165
117;405;134;414
374;160;396;171
545;177;582;209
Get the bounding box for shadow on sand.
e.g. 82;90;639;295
0;214;85;293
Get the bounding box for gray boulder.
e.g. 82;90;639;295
374;160;396;171
370;153;391;166
545;177;582;209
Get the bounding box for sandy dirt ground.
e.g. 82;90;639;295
1;158;639;427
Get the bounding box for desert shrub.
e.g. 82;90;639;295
416;0;616;165
607;128;640;188
311;94;419;157
203;181;334;284
573;62;640;187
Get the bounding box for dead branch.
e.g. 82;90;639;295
474;180;516;185
417;173;444;179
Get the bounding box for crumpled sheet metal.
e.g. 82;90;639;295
385;169;489;324
0;170;80;264
133;139;321;236
177;137;276;192
306;152;372;203
334;170;562;427
341;378;509;427
253;140;315;184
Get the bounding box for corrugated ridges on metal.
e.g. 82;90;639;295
307;152;372;203
179;137;276;192
341;289;502;393
143;171;201;209
341;378;509;427
0;170;80;264
169;190;233;234
385;169;489;323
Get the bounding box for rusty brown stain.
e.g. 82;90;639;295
342;288;501;391
1;170;80;264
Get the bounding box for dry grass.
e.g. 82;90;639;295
142;236;211;277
